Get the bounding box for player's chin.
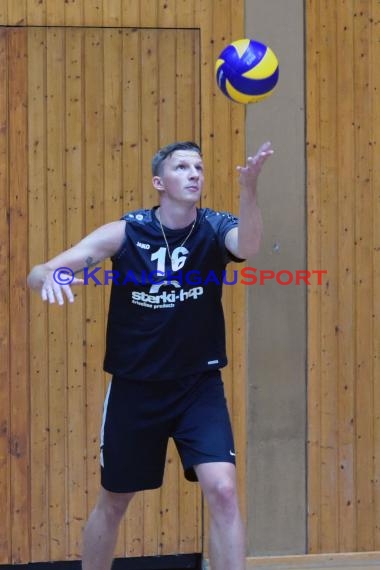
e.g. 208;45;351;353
184;189;201;201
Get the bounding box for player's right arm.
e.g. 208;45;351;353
27;220;126;305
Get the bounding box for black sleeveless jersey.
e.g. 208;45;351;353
103;206;242;381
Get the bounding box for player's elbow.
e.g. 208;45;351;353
237;238;262;259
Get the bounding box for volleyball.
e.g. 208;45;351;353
215;38;279;104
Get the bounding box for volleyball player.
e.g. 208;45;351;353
28;140;273;570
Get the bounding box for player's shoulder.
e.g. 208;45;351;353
199;207;239;230
121;208;154;225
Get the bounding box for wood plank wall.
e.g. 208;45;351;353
307;0;380;554
0;0;245;565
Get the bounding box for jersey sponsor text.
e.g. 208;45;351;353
131;286;204;309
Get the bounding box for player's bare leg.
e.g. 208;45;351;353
82;487;135;570
195;462;245;570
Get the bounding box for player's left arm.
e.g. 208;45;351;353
225;141;273;259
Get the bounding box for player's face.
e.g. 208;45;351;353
154;150;204;204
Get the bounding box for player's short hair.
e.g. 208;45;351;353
152;141;202;176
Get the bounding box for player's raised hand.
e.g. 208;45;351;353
236;141;273;189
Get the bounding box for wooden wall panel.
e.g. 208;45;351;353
8;28;30;564
307;0;380;554
319;0;339;552
336;0;356;552
354;1;374;552
373;0;380;549
28;28;50;563
0;27;10;566
0;0;246;561
46;29;68;561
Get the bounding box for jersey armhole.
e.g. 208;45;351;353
227;251;246;263
110;219;128;261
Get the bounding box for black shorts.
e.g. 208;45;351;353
100;369;236;493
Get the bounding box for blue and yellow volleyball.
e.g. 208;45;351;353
215;38;279;104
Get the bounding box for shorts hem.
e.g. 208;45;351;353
184;457;236;482
101;479;163;493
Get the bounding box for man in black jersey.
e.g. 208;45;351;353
28;140;273;570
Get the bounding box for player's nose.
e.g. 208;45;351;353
189;166;199;179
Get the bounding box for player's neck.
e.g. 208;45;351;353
157;204;197;229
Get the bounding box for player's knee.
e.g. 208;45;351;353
101;500;129;522
98;491;134;522
206;478;238;517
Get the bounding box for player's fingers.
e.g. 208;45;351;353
63;286;74;303
44;284;56;304
248;149;272;168
257;150;273;164
246;156;261;169
41;286;48;302
259;141;272;151
255;141;272;156
52;282;65;305
62;278;85;303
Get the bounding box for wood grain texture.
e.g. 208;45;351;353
354;1;374;552
28;28;50;563
319;0;339;552
0;26;10;566
8;27;30;564
307;0;380;553
336;0;356;552
306;0;322;552
372;0;380;551
46;28;68;561
246;551;380;569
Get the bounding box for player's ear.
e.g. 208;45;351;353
152;176;164;191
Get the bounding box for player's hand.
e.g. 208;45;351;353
41;271;84;305
28;265;84;305
236;141;273;189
